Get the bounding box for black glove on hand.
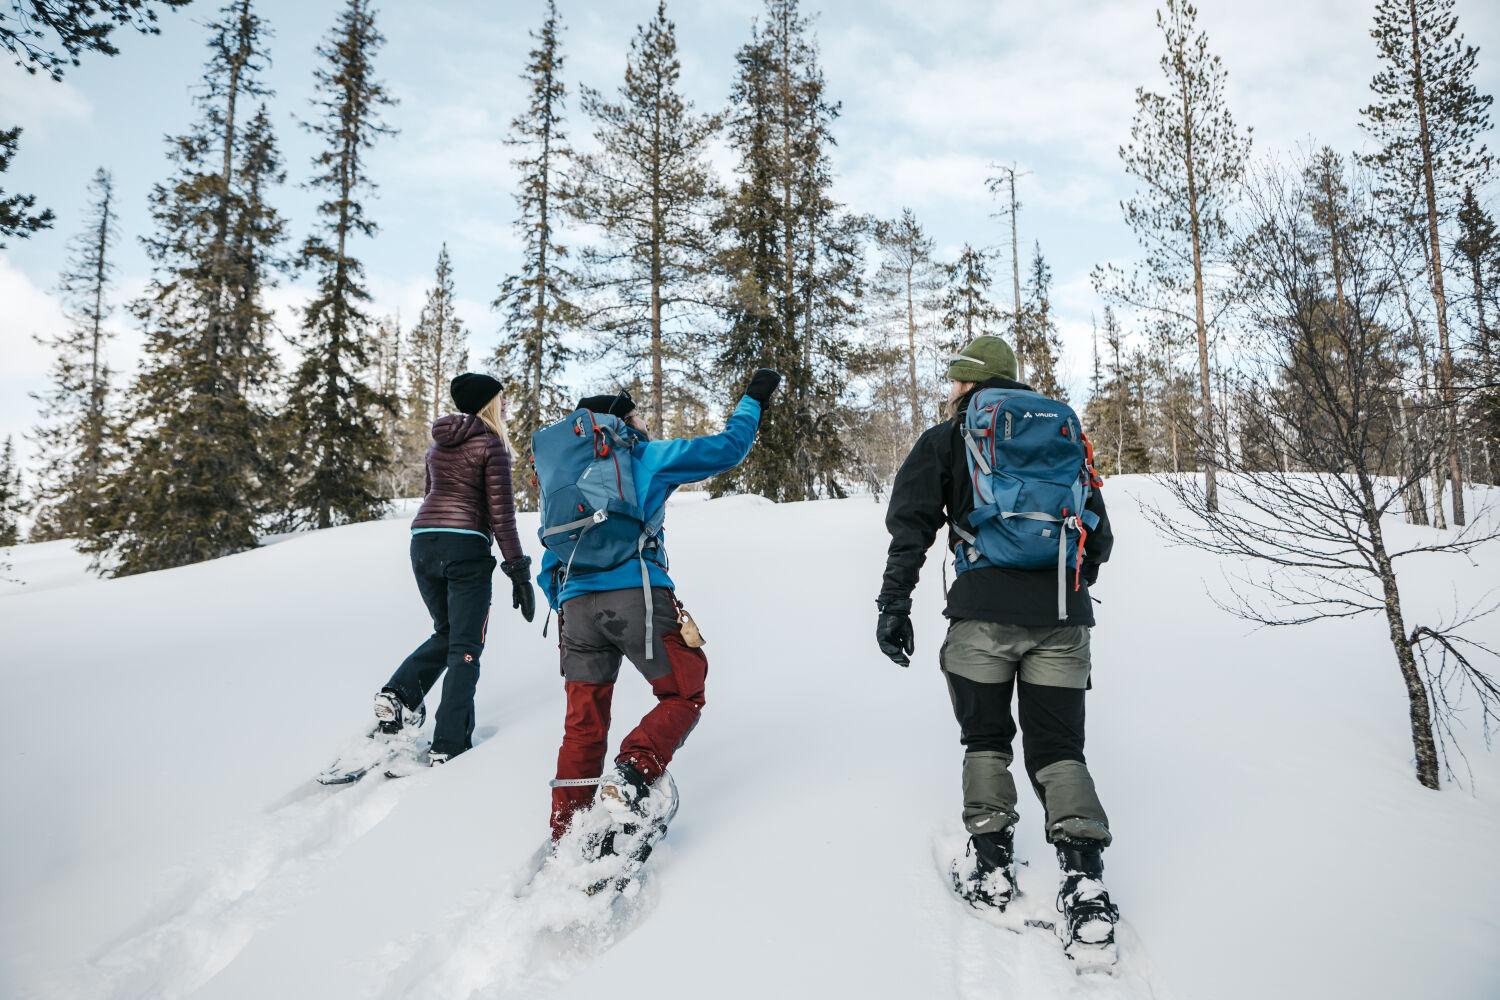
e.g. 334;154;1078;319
875;599;914;668
745;368;782;405
502;556;536;623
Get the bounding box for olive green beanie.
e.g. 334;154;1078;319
946;335;1018;383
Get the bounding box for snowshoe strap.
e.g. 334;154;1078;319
549;776;605;788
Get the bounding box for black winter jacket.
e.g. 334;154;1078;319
878;377;1113;627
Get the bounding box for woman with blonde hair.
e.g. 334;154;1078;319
374;372;535;766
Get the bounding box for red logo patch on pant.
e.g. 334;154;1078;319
464;653;474;663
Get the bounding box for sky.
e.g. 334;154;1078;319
2;0;1499;475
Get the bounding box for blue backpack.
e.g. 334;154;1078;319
532;407;667;658
951;387;1101;620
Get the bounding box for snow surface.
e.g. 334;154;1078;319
2;477;1499;1000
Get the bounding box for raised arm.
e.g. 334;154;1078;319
637;396;763;488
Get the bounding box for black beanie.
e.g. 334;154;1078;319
450;373;503;415
578;390;637;419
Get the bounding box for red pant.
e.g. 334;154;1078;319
551;621;707;839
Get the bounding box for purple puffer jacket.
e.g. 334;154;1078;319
411;414;524;563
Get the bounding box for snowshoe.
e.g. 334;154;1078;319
316;727;425;785
950;827;1017;911
1054;840;1120;971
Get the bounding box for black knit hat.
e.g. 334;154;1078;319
578;390;636;419
450;373;503;415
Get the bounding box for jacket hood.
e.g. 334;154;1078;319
955;375;1033;416
431;413;490;447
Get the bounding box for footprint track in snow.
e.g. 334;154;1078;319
39;765;413;1000
370;839;665;999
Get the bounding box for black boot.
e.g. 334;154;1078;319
1055;839;1119;952
953;826;1017;910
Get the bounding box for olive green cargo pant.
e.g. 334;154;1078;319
939;619;1111;845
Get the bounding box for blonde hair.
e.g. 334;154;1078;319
476;394;513;455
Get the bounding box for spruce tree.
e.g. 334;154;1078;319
408;245;469;427
1020;241;1066;400
1362;0;1492;525
1455;185;1499;475
494;0;577;508
570;0;721;438
87;0;287;575
717;0;861;500
0;436;22;547
940;243;1001;348
872;208;941;432
29;167;117;540
1097;0;1250;511
284;0;397;529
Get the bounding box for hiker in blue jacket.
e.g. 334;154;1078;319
539;370;781;841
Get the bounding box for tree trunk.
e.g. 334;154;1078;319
1406;0;1465;526
1008;171;1023;378
1363;484;1441;788
1181;65;1218;511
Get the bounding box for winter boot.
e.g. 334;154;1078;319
598;759;653;819
374;689;425;736
1055;839;1120;960
952;827;1017;911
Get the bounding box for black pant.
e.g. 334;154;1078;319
384;532;495;755
946;674;1089;802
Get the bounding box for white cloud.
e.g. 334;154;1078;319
0;62;93;136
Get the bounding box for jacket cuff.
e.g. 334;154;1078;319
734;396;762;421
876;595;912;614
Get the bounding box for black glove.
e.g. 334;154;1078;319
875;598;914;667
745;368;782;405
502;556;536;623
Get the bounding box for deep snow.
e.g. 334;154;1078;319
2;477;1498;1000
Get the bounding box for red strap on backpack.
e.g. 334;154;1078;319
1080;431;1104;488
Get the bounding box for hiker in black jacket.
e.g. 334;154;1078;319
876;334;1122;964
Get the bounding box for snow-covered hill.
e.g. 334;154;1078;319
2;477;1498;1000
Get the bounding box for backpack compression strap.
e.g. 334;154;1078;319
954;509;1084;621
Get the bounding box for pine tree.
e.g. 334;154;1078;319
1084;306;1149;475
1362;0;1492;525
717;0;861;501
1455;185;1499;478
284;0;397;530
940;243;1001;348
374;312;423;498
0;436;23;547
570;0;721;439
86;0;287;575
1020;241;1066;400
408;245;469;428
29;167;117;540
494;0;577;508
872;208;941;433
1098;0;1250;511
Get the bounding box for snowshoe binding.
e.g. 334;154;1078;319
1054;839;1120;971
951;827;1018;912
373;689;425;736
584;762;679;895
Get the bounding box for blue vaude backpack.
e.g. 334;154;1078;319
951;387;1101;620
532;407;667;659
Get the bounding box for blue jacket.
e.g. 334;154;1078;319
538;396;762;608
